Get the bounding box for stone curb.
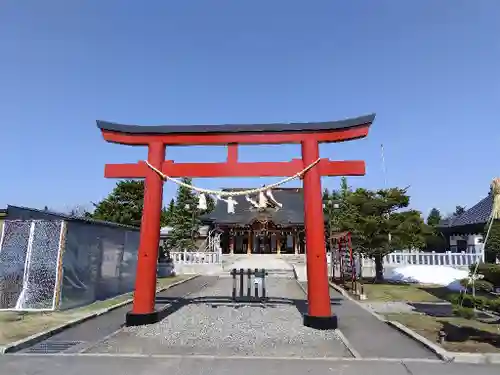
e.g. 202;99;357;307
386;320;452;362
445;351;500;364
0;275;199;355
329;281;500;364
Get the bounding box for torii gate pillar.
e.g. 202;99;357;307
97;114;375;329
301;139;333;325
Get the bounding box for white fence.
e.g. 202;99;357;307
327;250;484;269
170;251;221;265
374;251;484;267
168;230;222;265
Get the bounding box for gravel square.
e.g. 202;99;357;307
85;278;351;358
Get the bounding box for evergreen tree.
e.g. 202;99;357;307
426;208;442;227
91;180;169;227
322;188;330;204
163;198;176;225
340;177;350;199
207;194;216;213
336;187;428;281
424;208;447;251
323;188;338;251
166;178;200;251
91;180;145;226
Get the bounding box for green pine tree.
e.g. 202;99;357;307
338;187;428;281
424;208;447;251
92;180;170;227
207;194;215;213
426;208;442;227
166;178;200;251
163;198;176;225
91;180;145;226
340;177;350;199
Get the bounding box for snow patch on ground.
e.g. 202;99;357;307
385;265;469;291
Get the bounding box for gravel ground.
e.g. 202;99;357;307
85;277;351;358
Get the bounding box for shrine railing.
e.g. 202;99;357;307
170;250;221;264
375;251;484;267
328;250;484;269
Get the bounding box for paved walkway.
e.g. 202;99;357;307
1;355;498;375
301;282;436;359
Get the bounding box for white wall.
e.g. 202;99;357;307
449;233;483;247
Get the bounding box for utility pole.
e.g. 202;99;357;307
381;144;392;243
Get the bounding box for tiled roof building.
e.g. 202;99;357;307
438;193;492;253
201;188;319;254
438;194;492;234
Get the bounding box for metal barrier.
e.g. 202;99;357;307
230;268;268;302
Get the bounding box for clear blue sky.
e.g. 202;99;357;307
1;0;499;217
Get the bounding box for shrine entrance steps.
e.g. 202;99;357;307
221;254;295;278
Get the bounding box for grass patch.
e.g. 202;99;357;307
384;312;500;353
359;282;444;302
0;275;188;346
417;286;460;302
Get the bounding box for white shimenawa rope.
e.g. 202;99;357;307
144;158;321;197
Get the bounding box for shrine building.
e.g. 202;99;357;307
201;187;326;255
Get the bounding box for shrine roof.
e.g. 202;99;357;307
438;194;492;230
96;114;375;135
201;188;326;225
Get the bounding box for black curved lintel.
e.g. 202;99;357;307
97;114;375;136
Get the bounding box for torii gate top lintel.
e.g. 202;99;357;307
97;113;375;146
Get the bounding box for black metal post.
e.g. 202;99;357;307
247;268;251;297
231;268;236;300
239;268;244;298
254;268;259;297
261;268;266;299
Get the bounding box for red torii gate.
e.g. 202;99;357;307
97;114;375;329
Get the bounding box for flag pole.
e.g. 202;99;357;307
381;144;392;243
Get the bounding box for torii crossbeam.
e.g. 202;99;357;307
97;113;375;329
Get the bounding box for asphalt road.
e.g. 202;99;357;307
1;354;498;375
